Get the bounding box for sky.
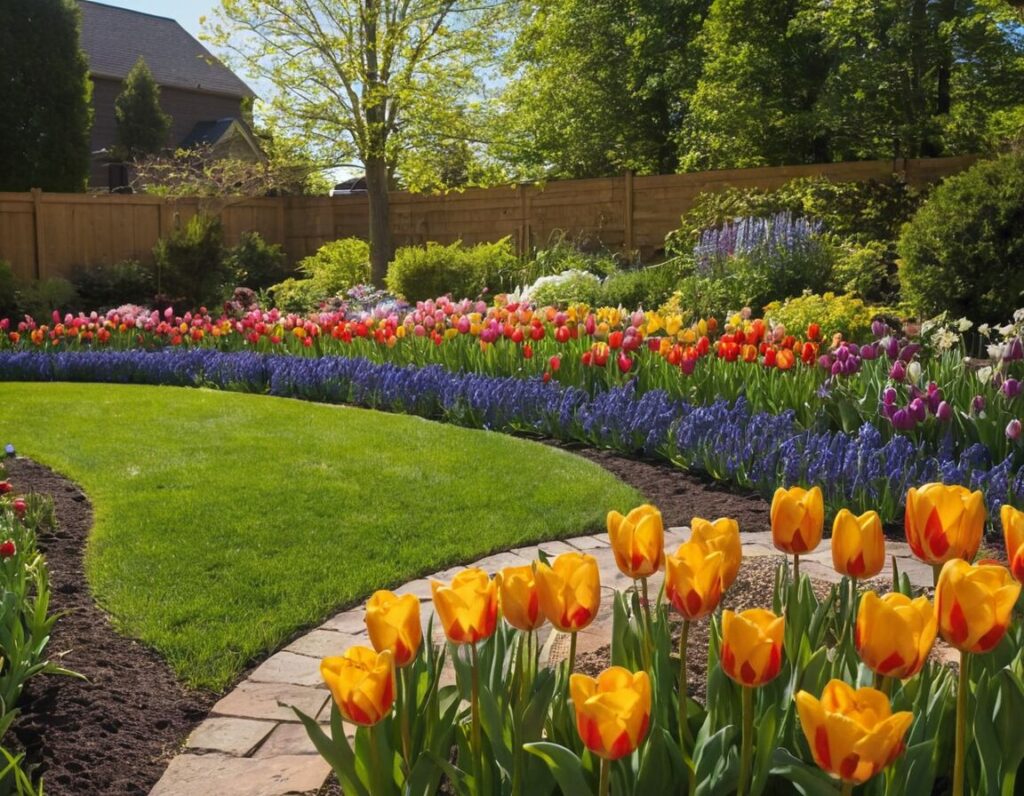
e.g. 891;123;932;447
97;0;213;39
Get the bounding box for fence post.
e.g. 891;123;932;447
30;188;43;280
623;170;635;256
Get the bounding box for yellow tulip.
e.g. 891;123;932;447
795;679;913;785
498;565;545;631
770;486;824;555
570;667;651;760
935;559;1020;654
365;590;422;668
321;646;395;726
690;516;742;588
904;483;984;565
831;509;885;578
665;315;682;336
431;568;499;645
720;608;785;687
534;552;601;632
1001;504;1024;583
607;504;664;578
665;541;724;620
854;591;936;679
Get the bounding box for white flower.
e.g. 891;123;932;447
908;361;922;383
977;366;994;385
956;317;973;332
999;324;1015;337
988;343;1007;361
1014;308;1024;323
978;323;991;337
934;329;958;351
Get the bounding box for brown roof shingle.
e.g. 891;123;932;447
78;0;255;99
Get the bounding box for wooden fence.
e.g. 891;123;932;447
0;155;976;283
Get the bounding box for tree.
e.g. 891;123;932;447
207;0;513;285
114;57;172;159
0;0;92;192
493;0;710;179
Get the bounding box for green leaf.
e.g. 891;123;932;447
524;741;593;796
293;706;369;796
769;748;840;796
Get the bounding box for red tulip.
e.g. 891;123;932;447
549;355;561;371
12;499;26;518
0;540;15;558
609;331;623;350
523;344;533;359
0;482;11;495
555;326;570;343
617;354;632;373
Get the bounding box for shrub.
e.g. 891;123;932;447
15;278;79;319
71;259;155;310
832;240;895;303
270;277;323;314
599;260;687;309
763;292;883;341
517;234;620;288
386;239;516;301
526;270;603;307
153;214;231;310
898;154;1024;323
229;232;287;291
666;275;744;320
297;238;371;295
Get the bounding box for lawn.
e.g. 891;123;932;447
0;382;639;690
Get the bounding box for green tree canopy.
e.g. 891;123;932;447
0;0;92;192
114;57;172;159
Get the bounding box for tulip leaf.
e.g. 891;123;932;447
694;725;737;796
477;683;514;778
424;749;472;796
522;668;557;741
293;706;370;796
751;703;778;796
636;726;683;794
524;741;593;796
769;748;839;796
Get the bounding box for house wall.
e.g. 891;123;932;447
88;76;245;188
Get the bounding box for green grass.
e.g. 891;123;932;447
0;383;639;690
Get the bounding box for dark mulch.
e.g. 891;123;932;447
4;458;215;796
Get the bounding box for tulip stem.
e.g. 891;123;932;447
640;577;654;672
738;686;754;796
953;651;970;796
568;631;578;674
399;666;412;775
793;554;800;584
678;619;695;796
933;564;943;589
841;783;854;796
598;756;611;796
470;642;484;792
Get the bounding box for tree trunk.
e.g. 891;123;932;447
366;157;392;287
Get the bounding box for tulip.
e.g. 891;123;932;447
571;667;651;769
535;552;601;672
498;565;545;631
607;504;664;579
365;590;422;668
0;482;10;495
321;646;395;726
904;483;984;574
431;568;499;645
795;680;912;787
11;498;26;518
771;486;824;579
0;539;14;559
689;516;742;588
1007;419;1022;440
1001;504;1024;582
936;559;1021;796
666;542;724;621
831;509;884;579
855;592;936;680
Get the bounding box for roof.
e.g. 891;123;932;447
179;117;260;152
78;1;255;99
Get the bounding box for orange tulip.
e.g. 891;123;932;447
770;486;824;555
690;516;742;588
607;504;664;578
570;667;651;760
854;591;936;679
720;608;785;687
431;568;499;645
665;541;725;620
904;483;984;565
1001;504;1024;582
365;590;422;667
796;680;912;785
534;552;601;632
321;647;395;726
935;559;1020;654
831;509;885;578
498;565;545;631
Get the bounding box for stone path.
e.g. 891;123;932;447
149;529;934;796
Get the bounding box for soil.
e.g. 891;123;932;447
4;458;215;796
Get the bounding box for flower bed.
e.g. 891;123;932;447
2;349;1022;525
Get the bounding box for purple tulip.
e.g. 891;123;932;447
972;394;987;414
889;361;906;382
860;343;877;361
1007;419;1022;440
882;387;897;405
818;354;833;371
1002;378;1021;399
892;408;916;431
847;343;860;357
843;358;861;376
871;319;888;338
936;401;952;422
884;337;900;359
831;362;844;377
1008;338;1024;362
898;344;921;363
909;397;927;422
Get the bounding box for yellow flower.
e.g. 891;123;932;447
665;315;682;336
720;608;784;686
665;541;724;620
498;565;545;631
831;509;885;578
607;504;664;578
570;667;651;760
690;516;742;588
935;559;1020;654
796;680;912;785
431;568;499;645
1000;504;1024;583
534;552;601;632
854;592;936;679
365;590;422;668
904;483;984;565
770;486;824;555
321;647;395;726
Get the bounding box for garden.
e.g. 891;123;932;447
2;146;1024;796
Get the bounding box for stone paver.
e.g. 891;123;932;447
151;526;937;795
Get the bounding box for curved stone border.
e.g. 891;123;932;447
149;529;935;796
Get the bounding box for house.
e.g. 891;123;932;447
77;0;261;190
